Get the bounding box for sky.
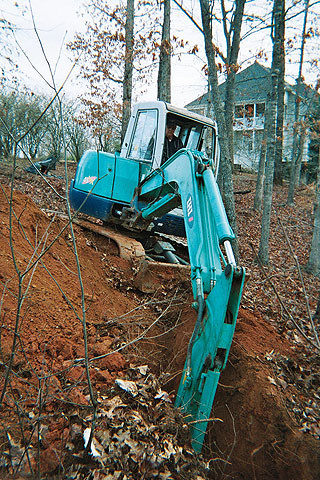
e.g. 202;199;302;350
1;0;86;94
1;0;319;108
2;0;209;106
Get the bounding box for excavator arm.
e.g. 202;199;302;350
125;148;245;452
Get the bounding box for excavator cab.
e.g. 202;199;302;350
120;101;218;173
69;101;218;236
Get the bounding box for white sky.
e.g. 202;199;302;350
1;0;207;106
1;0;319;107
1;0;85;94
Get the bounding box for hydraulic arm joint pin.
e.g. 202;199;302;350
224;240;236;266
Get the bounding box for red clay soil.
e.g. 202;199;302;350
0;165;319;479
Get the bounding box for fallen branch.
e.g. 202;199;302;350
187;417;223;425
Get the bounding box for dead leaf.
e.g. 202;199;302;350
115;379;138;396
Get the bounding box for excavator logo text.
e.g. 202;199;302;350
82;176;97;185
186;194;194;228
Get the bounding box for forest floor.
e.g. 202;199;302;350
0;159;319;480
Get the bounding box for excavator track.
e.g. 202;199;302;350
72;217;188;262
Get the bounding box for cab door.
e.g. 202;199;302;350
127;108;158;165
111;109;159;200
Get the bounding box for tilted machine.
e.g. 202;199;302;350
69;101;245;452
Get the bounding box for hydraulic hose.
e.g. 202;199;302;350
186;293;205;376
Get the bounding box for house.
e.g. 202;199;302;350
185;61;314;170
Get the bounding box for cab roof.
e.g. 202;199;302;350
133;101;216;127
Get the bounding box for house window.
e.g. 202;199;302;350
235;105;244;118
256;103;265;116
245;104;254;117
235;103;265;117
234;103;265;130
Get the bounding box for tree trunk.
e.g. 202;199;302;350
157;0;171;103
274;0;285;186
306;154;320;275
313;293;320;321
199;0;239;258
258;0;283;265
253;130;267;211
223;0;246;169
121;0;134;144
287;0;309;204
258;81;278;264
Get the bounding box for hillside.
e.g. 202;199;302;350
0;160;319;479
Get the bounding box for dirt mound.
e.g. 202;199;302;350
0;168;319;479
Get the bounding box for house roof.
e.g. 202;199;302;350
186;61;313;108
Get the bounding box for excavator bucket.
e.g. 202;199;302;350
71;218;145;261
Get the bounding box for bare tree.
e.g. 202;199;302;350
221;0;246;166
198;0;246;257
44;101;64;159
69;0;159;145
274;0;286;186
20;92;49;159
64;103;90;162
287;0;310;205
0;91;21;158
306;151;320;275
121;0;134;143
157;0;171;102
258;0;285;265
0;90;50;159
253;130;267;211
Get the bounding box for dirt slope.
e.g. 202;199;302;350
0;163;319;479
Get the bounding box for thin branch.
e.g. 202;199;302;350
276;214;320;347
172;0;204;34
28;0;55;89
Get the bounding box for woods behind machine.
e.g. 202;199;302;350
69;101;245;452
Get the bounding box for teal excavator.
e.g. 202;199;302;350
69;101;245;452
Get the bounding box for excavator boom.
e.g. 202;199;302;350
125;148;245;452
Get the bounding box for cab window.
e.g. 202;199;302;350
128;109;158;161
186;125;202;149
201;125;214;159
179;123;214;159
